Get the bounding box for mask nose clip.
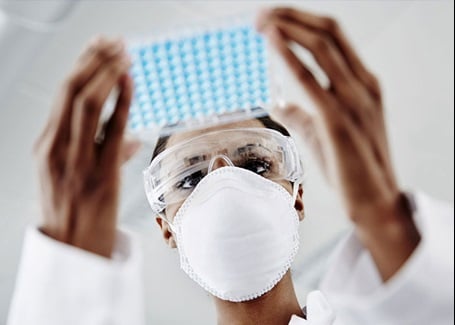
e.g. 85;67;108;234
208;154;234;173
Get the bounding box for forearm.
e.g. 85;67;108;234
320;192;453;324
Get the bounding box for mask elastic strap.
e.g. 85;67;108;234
292;180;300;202
159;214;177;234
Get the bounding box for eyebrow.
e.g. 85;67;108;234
185;154;208;166
236;143;271;154
237;144;257;154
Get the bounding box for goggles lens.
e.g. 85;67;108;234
144;128;303;214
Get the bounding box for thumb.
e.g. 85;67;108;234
270;103;314;135
271;104;329;181
120;137;142;164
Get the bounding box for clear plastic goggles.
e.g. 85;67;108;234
144;128;303;214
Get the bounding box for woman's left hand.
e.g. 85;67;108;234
257;7;420;281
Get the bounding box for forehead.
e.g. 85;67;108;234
166;119;265;149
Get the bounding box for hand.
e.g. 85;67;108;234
33;37;140;258
257;8;420;280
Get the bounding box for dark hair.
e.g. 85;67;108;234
150;115;290;163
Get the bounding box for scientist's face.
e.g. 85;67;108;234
155;118;305;248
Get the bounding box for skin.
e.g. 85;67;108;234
157;118;305;248
256;7;420;281
156;119;306;325
35;36;141;257
35;6;421;325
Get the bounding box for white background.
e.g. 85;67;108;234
0;1;453;323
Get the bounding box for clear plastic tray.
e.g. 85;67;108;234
127;19;273;136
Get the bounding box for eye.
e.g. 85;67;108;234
241;158;271;176
175;170;204;190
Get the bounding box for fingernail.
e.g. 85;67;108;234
269;106;288;125
256;7;273;32
260;7;274;19
108;38;125;56
277;98;287;110
262;25;283;48
271;104;297;126
266;25;281;38
91;34;105;46
128;141;142;155
124;139;142;159
122;53;132;66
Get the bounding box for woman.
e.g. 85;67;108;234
8;7;453;325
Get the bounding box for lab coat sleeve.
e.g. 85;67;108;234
320;192;454;325
7;227;146;325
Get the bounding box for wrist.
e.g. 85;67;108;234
353;192;421;281
351;190;408;225
72;229;116;258
40;221;116;258
352;192;420;243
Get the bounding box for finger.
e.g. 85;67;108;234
264;26;332;117
271;104;317;144
270;7;381;98
267;17;357;91
120;138;142;164
99;74;133;169
70;54;132;167
43;38;126;151
69;36;126;93
271;104;327;174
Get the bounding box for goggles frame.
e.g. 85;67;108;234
144;127;304;215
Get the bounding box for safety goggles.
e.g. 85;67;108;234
144;128;304;215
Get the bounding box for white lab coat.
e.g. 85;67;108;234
7;192;454;324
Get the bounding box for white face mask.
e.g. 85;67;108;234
168;166;300;302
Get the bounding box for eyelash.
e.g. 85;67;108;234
175;170;205;190
237;156;272;176
175;157;272;190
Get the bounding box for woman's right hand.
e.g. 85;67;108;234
34;37;140;258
